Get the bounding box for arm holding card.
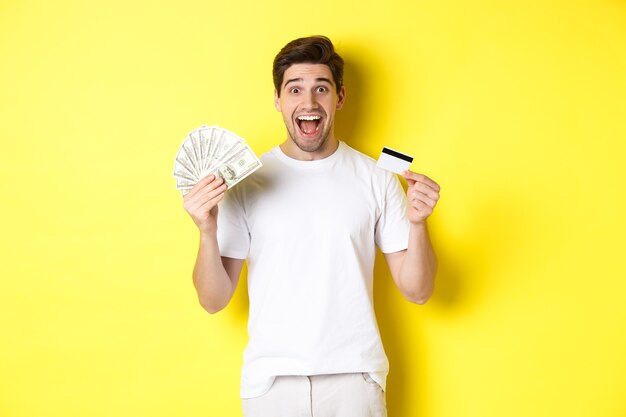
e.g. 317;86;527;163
384;170;440;304
183;174;244;313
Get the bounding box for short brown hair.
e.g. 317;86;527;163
273;35;344;97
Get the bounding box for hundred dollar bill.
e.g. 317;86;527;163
211;131;242;172
173;138;199;178
173;152;197;181
175;175;197;190
216;144;262;188
198;126;217;174
181;139;201;178
188;129;206;176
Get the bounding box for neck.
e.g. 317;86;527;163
280;136;340;161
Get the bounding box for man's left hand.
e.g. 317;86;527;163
401;170;441;225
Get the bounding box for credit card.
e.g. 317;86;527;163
376;147;414;174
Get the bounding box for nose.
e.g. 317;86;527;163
302;90;319;110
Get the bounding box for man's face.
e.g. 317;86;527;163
274;63;345;155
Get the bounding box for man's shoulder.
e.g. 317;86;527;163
258;145;278;161
340;141;375;162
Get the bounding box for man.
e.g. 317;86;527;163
183;36;440;417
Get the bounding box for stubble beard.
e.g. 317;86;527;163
286;116;334;154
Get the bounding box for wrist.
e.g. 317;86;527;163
199;229;218;242
409;219;428;231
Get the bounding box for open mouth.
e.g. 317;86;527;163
296;114;322;137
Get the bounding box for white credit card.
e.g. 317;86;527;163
376;147;414;174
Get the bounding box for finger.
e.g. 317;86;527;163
403;171;441;192
401;170;421;182
410;191;437;208
184;178;224;205
195;186;228;214
185;174;220;198
199;189;227;211
411;182;440;202
203;182;228;202
193;177;226;199
403;176;416;187
410;198;433;214
185;182;227;212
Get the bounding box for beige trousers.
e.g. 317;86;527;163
242;373;387;417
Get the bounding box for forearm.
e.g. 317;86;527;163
192;232;234;313
397;221;437;304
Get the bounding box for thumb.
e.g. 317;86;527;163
401;170;416;186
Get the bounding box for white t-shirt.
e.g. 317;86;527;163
217;141;409;399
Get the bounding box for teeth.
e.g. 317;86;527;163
297;115;321;121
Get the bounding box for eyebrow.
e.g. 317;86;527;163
284;77;334;87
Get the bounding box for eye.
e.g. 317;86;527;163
289;87;300;94
316;86;328;93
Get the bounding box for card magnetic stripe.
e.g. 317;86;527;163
381;147;413;162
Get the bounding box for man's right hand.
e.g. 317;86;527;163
183;174;228;236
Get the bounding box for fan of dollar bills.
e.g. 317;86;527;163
173;125;262;196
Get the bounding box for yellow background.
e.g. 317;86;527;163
1;0;625;416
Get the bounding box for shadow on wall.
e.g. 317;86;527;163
333;48;363;147
374;185;531;415
373;242;463;416
334;47;394;152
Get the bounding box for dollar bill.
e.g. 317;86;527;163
174;146;199;180
198;126;217;174
215;144;262;188
188;129;205;176
173;162;197;183
181;139;201;178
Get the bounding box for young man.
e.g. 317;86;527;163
183;36;440;417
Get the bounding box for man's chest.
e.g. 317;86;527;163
245;174;381;243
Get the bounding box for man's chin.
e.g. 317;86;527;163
291;135;326;153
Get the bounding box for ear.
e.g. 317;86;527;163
274;90;281;112
336;85;346;110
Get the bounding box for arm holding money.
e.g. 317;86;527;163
183;174;244;313
384;171;440;305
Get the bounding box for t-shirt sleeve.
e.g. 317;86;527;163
375;172;410;253
216;189;250;259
